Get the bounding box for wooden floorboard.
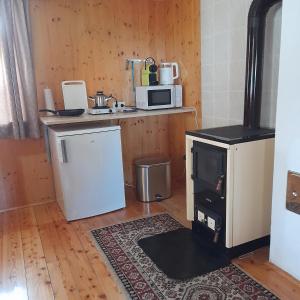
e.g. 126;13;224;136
34;204;81;300
0;187;299;300
45;203;107;300
0;211;3;292
1;210;28;299
72;219;124;300
19;207;54;299
233;247;300;300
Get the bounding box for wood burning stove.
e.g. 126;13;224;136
186;129;275;257
186;0;282;257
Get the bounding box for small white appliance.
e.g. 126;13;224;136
43;87;55;116
87;107;114;115
49;124;125;221
62;80;88;111
135;85;182;110
159;62;179;85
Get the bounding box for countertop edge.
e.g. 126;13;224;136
40;107;195;126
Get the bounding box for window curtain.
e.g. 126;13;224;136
0;0;40;139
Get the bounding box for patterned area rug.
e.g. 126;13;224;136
91;214;278;300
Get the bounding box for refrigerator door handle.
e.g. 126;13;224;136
59;139;68;163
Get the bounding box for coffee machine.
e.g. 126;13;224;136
141;57;158;86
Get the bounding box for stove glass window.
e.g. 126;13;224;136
193;141;226;195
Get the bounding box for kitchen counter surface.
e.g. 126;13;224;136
40;107;195;126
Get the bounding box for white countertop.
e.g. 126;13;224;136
40;107;195;126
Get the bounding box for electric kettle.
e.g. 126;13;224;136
159;62;179;85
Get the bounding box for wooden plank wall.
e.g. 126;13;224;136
0;0;201;211
0;139;55;211
166;0;201;182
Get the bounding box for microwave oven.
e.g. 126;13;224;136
135;85;182;110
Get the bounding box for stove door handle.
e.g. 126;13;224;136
192;151;198;180
216;175;224;193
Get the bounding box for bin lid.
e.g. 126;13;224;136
135;156;170;167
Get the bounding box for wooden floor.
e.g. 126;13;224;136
0;187;299;300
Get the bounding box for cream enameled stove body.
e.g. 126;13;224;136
186;133;274;249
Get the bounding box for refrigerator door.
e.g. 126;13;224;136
51;127;125;221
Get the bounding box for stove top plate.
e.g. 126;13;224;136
186;125;275;144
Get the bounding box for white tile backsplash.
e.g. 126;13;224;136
214;117;230;127
201;91;214;116
201;0;282;129
213;63;229;91
229;0;248;28
229;28;247;61
244;0;253;12
214;0;230;34
214;32;230;64
213;91;229;115
201;36;214;66
201;0;214;38
229;60;246;91
201;65;214;89
229;91;245;121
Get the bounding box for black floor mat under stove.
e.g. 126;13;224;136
138;228;230;280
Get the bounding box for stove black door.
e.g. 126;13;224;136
192;141;227;245
192;141;226;197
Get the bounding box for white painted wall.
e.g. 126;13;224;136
269;0;300;280
201;0;281;128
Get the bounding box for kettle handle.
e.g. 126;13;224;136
172;63;179;80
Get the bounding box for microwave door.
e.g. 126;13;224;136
148;89;174;109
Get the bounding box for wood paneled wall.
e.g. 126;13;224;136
0;0;201;211
31;0;167;107
0;139;55;210
165;0;201;181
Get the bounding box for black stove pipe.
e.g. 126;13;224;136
243;0;282;129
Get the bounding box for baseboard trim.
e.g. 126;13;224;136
226;235;270;259
0;199;55;213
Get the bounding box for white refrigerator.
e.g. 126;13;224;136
49;124;125;221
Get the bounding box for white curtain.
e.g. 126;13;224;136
0;0;39;139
